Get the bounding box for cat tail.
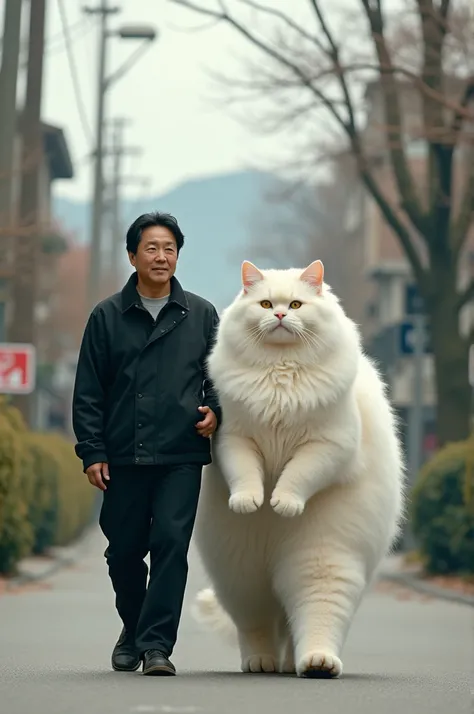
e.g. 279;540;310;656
191;588;237;646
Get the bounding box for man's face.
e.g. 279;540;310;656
128;225;178;287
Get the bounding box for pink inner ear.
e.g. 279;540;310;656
242;261;264;292
300;260;324;292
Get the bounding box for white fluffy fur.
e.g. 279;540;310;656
193;262;405;679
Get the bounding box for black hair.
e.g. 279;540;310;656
125;211;185;254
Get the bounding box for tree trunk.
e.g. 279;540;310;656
427;263;470;446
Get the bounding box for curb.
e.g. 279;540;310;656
5;525;97;591
380;571;474;607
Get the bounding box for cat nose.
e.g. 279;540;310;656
275;312;286;320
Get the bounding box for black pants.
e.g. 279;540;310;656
99;464;202;657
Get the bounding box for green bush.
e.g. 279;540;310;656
0;408;34;574
411;436;474;575
0;399;96;575
24;434;60;554
35;432;96;547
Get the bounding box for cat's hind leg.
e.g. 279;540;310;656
219;578;280;673
275;552;367;679
238;625;278;673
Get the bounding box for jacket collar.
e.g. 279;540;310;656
121;272;189;313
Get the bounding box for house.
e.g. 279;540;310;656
0;118;74;430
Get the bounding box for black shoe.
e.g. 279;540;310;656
111;628;141;672
142;649;176;676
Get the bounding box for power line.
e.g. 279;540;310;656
40;16;96;60
56;0;94;146
47;17;89;52
1;16;94;65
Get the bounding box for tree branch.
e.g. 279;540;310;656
307;0;357;137
360;0;429;239
306;0;401;265
451;76;474;137
172;0;427;284
170;0;349;132
358;164;426;284
234;0;326;50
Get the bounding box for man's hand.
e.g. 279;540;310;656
196;406;217;438
86;462;110;491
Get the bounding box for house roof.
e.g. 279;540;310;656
17;112;74;180
41;121;74;180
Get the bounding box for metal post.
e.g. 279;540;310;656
110;118;124;291
0;0;23;337
0;0;23;227
106;118;141;291
405;310;425;549
9;0;46;427
87;1;110;312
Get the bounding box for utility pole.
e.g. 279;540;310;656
9;0;47;426
104;117;142;292
109;117;128;291
84;4;156;310
84;1;120;312
0;0;23;341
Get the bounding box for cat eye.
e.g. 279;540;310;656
260;300;273;309
289;300;302;309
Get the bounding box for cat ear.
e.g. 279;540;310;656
300;260;324;294
241;261;264;293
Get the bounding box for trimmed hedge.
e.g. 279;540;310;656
411;435;474;575
0;399;96;575
0;409;33;574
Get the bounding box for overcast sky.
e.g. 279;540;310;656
8;0;302;202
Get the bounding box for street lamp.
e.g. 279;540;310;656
117;25;157;41
86;5;157;311
104;26;158;91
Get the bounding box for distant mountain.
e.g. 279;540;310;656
53;169;314;311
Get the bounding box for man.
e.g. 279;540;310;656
72;212;220;676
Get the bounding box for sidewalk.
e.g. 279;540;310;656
379;553;474;607
1;525;97;593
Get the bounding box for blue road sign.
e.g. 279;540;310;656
399;321;432;355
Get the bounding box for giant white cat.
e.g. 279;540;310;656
193;260;404;678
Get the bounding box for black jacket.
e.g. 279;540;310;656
72;273;221;472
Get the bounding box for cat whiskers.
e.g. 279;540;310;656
243;325;266;348
294;326;328;353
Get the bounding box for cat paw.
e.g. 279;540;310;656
297;651;343;679
229;491;263;514
242;654;277;673
270;492;305;517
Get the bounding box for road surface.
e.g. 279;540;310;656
0;528;471;714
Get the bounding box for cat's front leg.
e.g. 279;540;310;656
271;434;355;518
215;433;265;514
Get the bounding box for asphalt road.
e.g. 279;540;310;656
0;528;472;714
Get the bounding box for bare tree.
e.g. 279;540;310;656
170;0;474;445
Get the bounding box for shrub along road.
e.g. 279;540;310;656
0;528;471;714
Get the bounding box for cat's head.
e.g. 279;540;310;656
220;260;356;361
